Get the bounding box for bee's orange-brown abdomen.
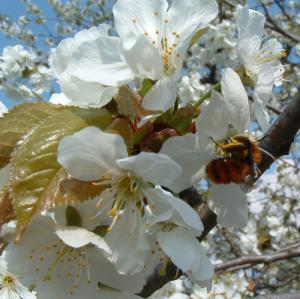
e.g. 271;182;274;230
206;158;251;184
206;159;231;184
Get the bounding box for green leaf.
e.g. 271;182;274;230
40;168;105;208
169;104;197;134
10;108;112;238
0;103;66;168
140;79;154;97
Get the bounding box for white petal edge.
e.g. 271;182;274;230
55;226;112;254
117;151;182;189
58;127;128;181
209;183;248;228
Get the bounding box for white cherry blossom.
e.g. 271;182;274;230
144;188;214;286
57;126;183;274
236;6;285;131
2;200;145;298
113;0;218;111
65;0;218;112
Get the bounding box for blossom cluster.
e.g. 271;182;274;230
0;0;287;298
0;45;52;101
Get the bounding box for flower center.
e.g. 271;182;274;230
0;274;17;292
94;170;147;232
246;45;286;82
160;31;181;75
26;240;93;295
113;172;140;202
132;14;181;76
254;48;286;65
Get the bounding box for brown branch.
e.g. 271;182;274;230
139;92;300;297
215;247;300;273
259;1;300;44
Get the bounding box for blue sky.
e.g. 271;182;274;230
0;0;58;51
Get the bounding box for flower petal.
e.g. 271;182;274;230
209;183;248;228
50;24;109;78
146;188;203;235
157;227;199;272
190;246;214;285
88;247;146;293
237;36;261;70
55;226;111;254
58;127;128;181
167;0;218;50
60;73;118;107
113;0;167;47
196;91;230;144
253;66;274;131
0;101;8;116
196;68;249;144
148;189;204;236
117;151;182;189
104;205;150;274
220;68;250;133
160;134;214;192
66;37;134;86
122;34;164;80
157;227;213;283
142;77;178;111
237;6;266;40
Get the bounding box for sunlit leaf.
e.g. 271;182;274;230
10;108;112;238
0;103;66;168
41;168;105;208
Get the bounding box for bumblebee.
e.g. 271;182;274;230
206;135;262;184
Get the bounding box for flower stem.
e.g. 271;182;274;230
194;82;221;108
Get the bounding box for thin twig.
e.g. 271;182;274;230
215;247;300;273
